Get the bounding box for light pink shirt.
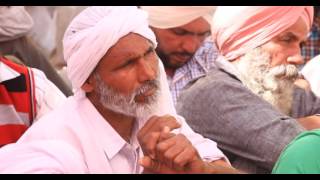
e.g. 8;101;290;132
0;92;227;173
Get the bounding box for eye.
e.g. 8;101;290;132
144;47;156;59
120;59;135;69
280;36;292;43
197;31;211;38
171;29;188;36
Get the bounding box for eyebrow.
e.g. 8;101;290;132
119;44;154;62
172;27;211;36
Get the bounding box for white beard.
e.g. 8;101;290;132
233;48;299;116
94;72;160;120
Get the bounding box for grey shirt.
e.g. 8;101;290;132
176;66;320;174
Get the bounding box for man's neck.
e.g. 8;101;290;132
88;95;135;143
165;68;175;78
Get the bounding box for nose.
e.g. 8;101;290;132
137;59;156;83
287;52;304;66
181;35;201;54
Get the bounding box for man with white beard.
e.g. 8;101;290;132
0;6;240;174
176;6;320;174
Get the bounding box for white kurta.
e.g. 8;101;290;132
0;92;228;173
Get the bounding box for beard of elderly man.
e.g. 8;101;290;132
233;47;299;116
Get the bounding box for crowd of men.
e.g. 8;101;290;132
0;6;320;174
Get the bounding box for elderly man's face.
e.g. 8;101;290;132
152;17;210;70
260;17;309;67
233;17;311;115
89;33;160;118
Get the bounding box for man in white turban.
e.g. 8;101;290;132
0;6;239;174
176;6;320;173
140;6;218;105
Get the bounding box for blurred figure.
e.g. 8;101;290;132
300;6;320;66
0;6;73;96
272;129;320;174
301;55;320;97
0;55;66;147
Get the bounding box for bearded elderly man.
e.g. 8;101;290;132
176;6;320;174
140;6;218;105
0;6;239;174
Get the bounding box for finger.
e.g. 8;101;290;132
142;132;161;159
139;156;162;173
162;142;185;170
155;133;178;166
159;126;172;141
173;147;199;170
149;115;181;133
138;116;159;139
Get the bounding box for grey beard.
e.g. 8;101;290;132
233;47;299;116
94;73;160;119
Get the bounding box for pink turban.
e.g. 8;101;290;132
212;6;314;61
63;6;157;92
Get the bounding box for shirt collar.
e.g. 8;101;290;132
171;38;214;83
78;95;131;160
0;61;20;83
214;56;243;82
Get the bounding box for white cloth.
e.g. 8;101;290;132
0;60;227;173
140;6;216;29
0;6;34;42
25;6;57;57
63;6;157;92
301;55;320;97
0;61;66;121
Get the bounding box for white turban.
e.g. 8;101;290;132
0;6;34;42
140;6;216;29
63;6;157;92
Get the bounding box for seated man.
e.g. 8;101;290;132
176;6;320;173
0;55;66;147
0;6;239;174
0;6;73;96
301;55;320;97
272;129;320;174
140;6;218;105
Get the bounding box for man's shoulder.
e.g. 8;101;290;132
22;98;79;140
184;68;244;94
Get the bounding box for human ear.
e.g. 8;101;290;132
81;75;95;93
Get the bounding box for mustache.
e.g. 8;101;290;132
268;64;299;79
171;52;193;59
135;79;159;97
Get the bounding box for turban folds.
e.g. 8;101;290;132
63;6;157;91
0;6;34;42
212;6;314;61
140;6;216;29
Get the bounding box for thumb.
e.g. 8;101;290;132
139;156;162;173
